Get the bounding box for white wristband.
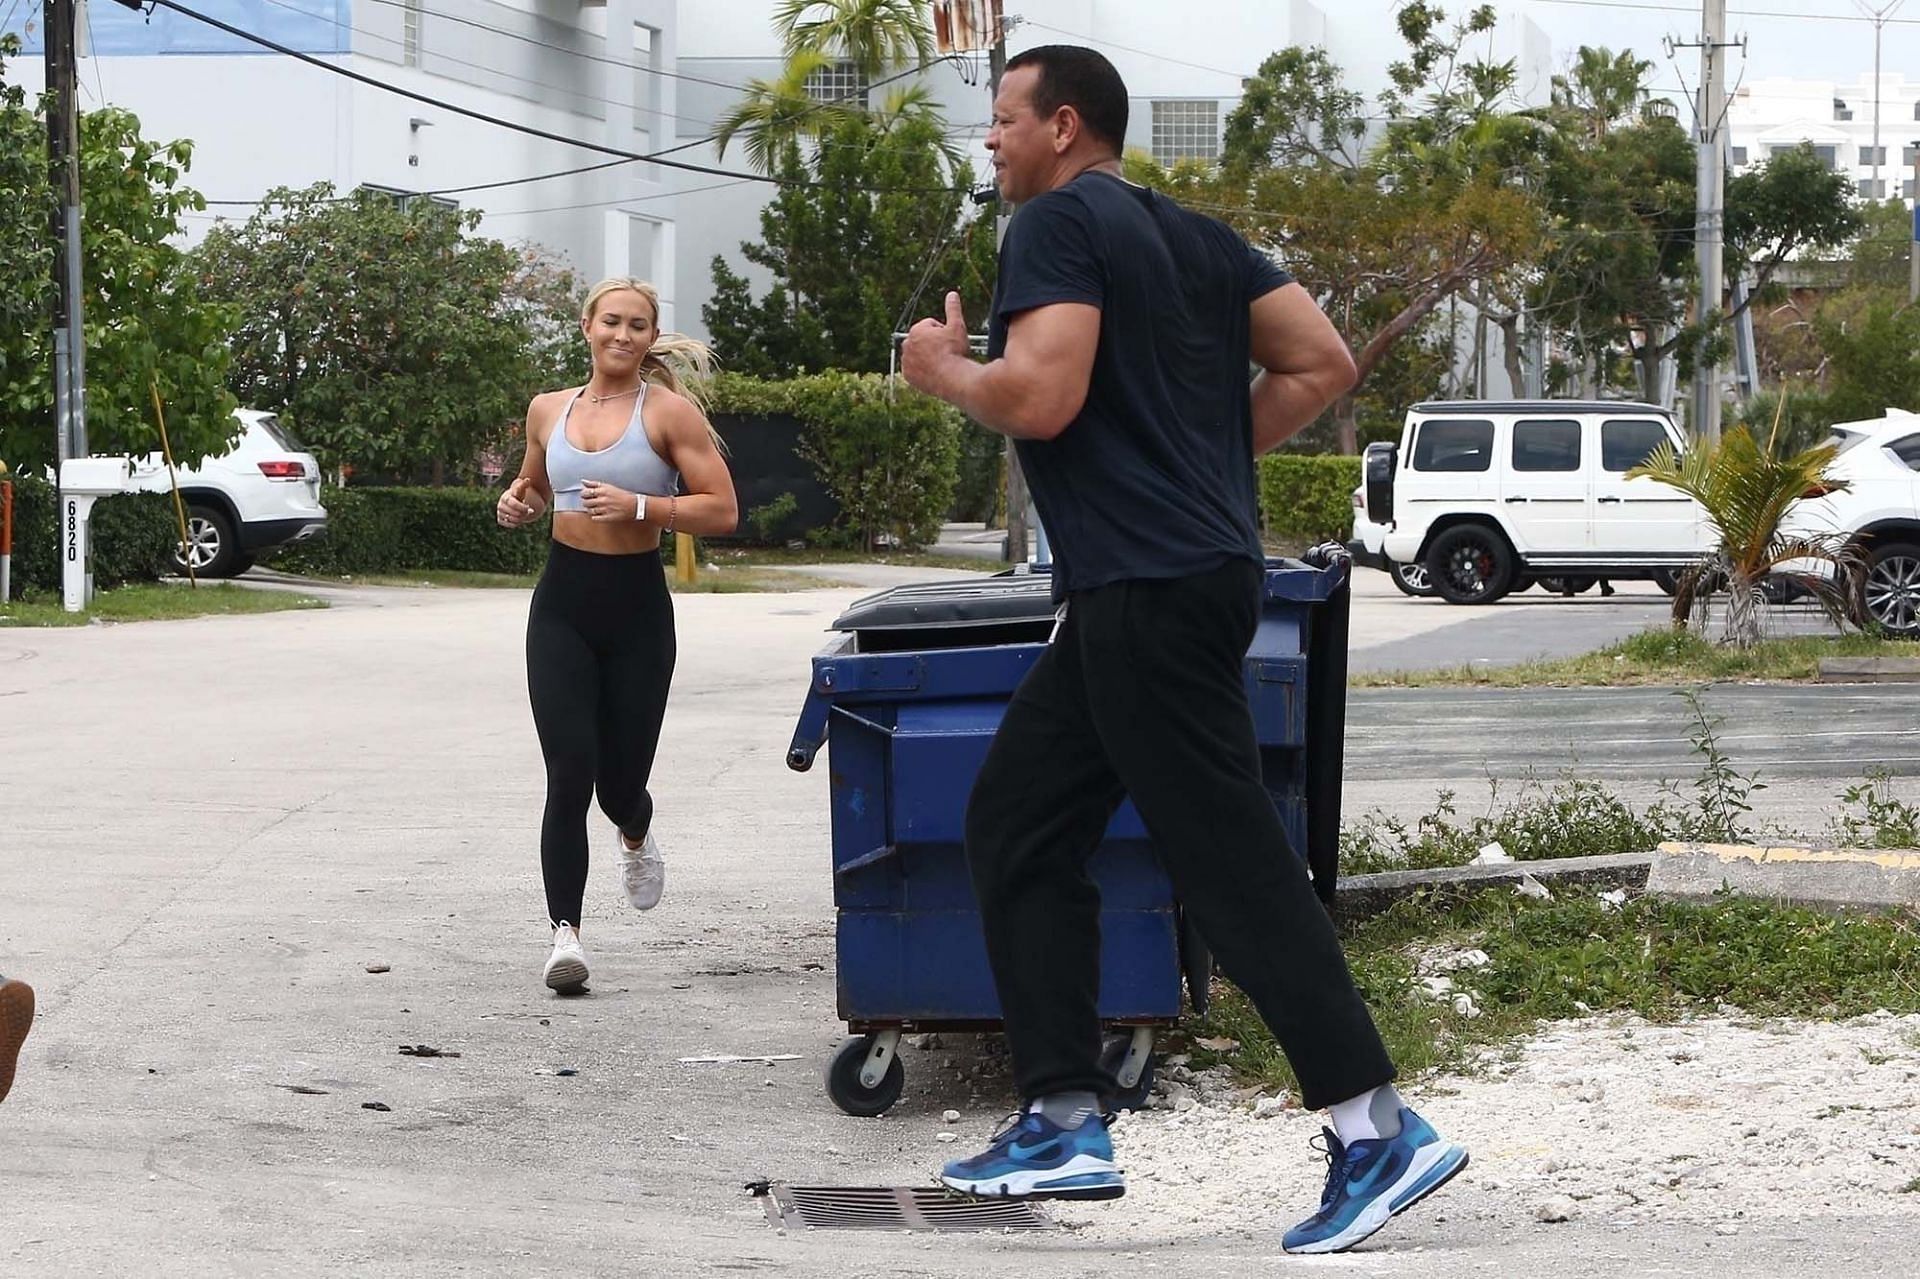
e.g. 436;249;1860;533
635;495;647;522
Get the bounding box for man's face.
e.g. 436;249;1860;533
985;66;1055;204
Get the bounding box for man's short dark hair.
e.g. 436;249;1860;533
1004;45;1129;155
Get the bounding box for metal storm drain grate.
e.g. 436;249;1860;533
752;1182;1056;1232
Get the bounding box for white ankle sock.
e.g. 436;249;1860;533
1329;1084;1405;1145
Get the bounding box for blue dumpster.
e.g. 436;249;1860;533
787;555;1352;1116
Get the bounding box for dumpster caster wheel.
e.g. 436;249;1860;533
827;1034;905;1117
1099;1029;1157;1113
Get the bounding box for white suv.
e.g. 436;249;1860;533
1372;400;1703;604
128;410;327;577
1779;408;1920;636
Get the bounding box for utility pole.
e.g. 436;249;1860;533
1910;139;1919;305
1856;2;1907;200
1677;0;1733;446
988;19;1028;565
45;0;88;465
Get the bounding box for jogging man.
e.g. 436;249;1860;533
900;44;1468;1255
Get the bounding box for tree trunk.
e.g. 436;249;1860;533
1636;324;1665;405
1498;313;1524;398
1723;570;1765;649
1333;394;1359;456
430;458;446;487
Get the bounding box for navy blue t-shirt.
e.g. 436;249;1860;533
986;170;1293;599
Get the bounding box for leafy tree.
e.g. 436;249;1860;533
1817;301;1920;423
191;184;575;482
705;115;992;378
774;0;935;83
0;36;236;474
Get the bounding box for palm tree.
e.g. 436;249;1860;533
714;50;856;174
773;0;937;86
868;83;965;169
1629;402;1864;649
1551;47;1657;143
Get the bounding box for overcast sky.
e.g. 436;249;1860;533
1522;0;1920;100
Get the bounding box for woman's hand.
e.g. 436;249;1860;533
581;479;645;522
497;477;547;528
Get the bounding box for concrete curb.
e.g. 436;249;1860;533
1645;840;1920;912
1332;842;1920;919
1815;656;1920;683
1333;852;1651;921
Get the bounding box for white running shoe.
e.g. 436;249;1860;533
618;830;666;911
543;922;589;992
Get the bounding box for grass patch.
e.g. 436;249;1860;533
307;566;856;593
0;583;326;627
1352;629;1920;688
1185;887;1920;1096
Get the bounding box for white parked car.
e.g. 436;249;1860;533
1371;400;1700;604
1347;471;1432;596
128;409;327;577
1778;408;1920;636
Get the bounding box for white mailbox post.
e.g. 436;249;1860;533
57;456;133;613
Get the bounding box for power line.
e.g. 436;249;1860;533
355;0;751;92
251;0;720;131
1533;0;1920;23
147;0;967;197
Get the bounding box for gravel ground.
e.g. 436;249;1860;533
1045;1011;1920;1245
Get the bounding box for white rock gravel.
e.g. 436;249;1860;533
1051;1012;1920;1241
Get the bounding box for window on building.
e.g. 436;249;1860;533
1411;419;1495;472
1913;101;1920;121
1512;420;1582;473
1812;144;1838;170
401;0;422;67
356;184;457;213
1150;99;1220;166
1859;178;1887;199
1730;145;1748;166
1860;144;1887;167
1834;98;1853;120
805;60;865;108
1906;178;1917;199
1904;143;1920;164
1602;420;1673;473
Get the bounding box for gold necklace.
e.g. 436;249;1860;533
587;384;642;404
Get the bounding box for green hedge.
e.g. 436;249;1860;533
707;371;961;550
1257;454;1363;545
1;472;177;597
275;485;549;577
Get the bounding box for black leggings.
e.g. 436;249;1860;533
526;541;676;927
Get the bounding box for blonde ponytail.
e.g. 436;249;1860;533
582;276;728;454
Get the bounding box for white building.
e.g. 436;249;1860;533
4;0;687;327
1728;73;1920;207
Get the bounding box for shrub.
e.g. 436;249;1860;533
1257;454;1362;545
1;471;176;597
275;485;548;577
708;372;961;550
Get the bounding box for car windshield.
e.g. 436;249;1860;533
1826;429;1867;455
255;413;308;454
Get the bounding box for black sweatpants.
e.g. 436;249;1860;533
964;558;1395;1111
526;541;675;927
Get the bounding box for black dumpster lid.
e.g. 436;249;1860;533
830;574;1058;633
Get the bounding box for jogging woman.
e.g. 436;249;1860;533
496;277;738;992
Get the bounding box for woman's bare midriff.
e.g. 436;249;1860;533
551;512;664;555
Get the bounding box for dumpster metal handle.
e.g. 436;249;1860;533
834;842;900;876
787;688;832;771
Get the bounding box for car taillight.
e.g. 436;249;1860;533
258;461;304;480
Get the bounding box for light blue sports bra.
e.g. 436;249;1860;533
544;384;680;513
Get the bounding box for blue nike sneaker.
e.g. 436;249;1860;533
1282;1107;1469;1254
939;1109;1126;1201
